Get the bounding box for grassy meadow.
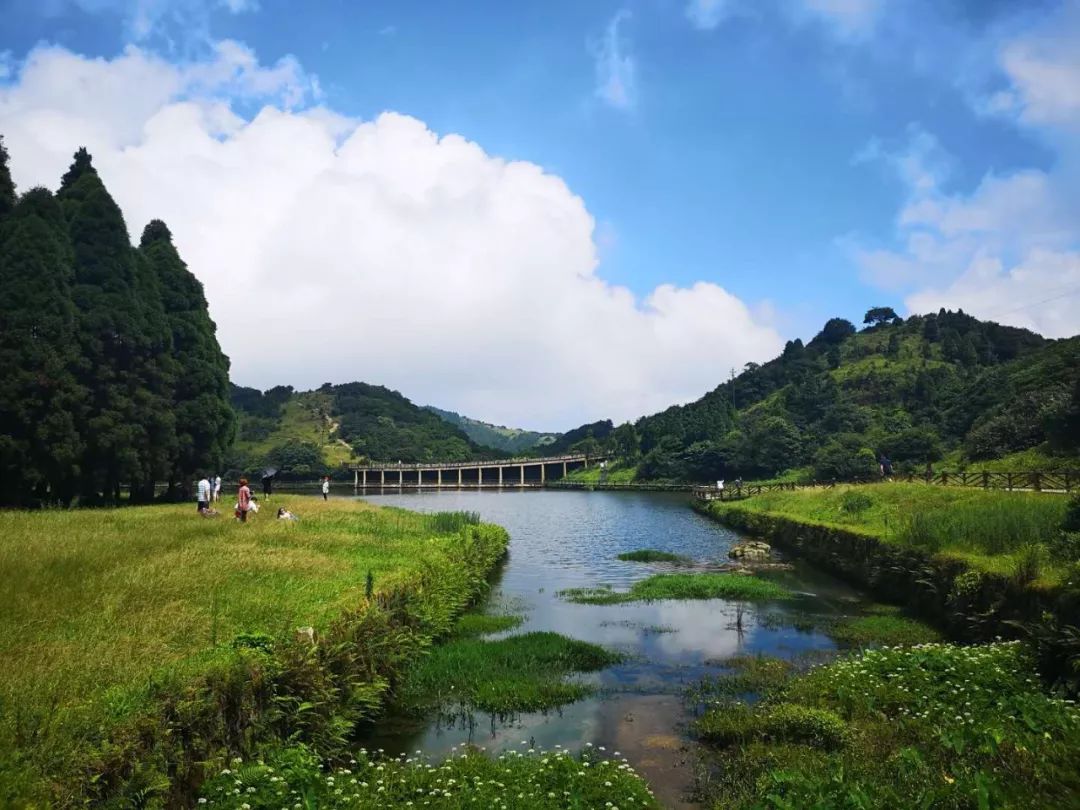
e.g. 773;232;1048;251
707;483;1071;582
0;497;508;805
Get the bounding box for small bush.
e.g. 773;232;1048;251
696;703;849;750
839;491;873;515
1064;495;1080;533
428;511;481;533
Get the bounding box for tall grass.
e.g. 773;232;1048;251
428;510;481;533
0;497;508;805
712;484;1069;580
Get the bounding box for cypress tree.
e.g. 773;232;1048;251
0;135;15;218
0;187;86;504
58;148;163;501
139;220;234;492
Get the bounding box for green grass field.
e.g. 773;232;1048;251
707;483;1070;582
0;497;508;804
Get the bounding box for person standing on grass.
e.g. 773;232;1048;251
237;478;252;522
197;474;211;513
213;474;222;502
322;475;330;501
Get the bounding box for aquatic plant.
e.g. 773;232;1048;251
198;743;660;809
558;573;792;605
394;631;623;718
616;549;686;563
450;612;524;638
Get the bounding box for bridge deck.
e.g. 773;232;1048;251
347;453;602;472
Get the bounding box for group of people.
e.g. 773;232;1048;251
196;474;331;521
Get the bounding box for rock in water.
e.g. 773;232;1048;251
728;541;771;560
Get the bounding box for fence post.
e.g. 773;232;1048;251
941;471;948;486
1032;472;1041;492
1006;472;1014;491
982;471;989;489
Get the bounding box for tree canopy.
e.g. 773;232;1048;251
0;141;235;505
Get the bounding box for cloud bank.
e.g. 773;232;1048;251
0;42;782;430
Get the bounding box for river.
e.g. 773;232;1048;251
356;489;866;808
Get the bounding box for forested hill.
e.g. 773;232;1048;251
423;406;558;453
623;309;1080;482
228;382;499;478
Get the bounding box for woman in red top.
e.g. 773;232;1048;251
237;478;252;522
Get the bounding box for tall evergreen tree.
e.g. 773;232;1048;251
139;220;234;490
0;135;15;219
58;148;165;501
0;188;86;504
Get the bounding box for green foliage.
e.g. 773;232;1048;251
0;498;509;804
0;143;234;504
140;220;234;488
616;549;686;562
266;438;327;478
629;310;1075;483
428;510;481;533
558;573;792;604
698;642;1080;808
839;490;873;514
863;306;901;327
0;135;14;218
198;744;660;809
0;187;86;505
812;434;878;481
826;611;942;647
394;631;622;717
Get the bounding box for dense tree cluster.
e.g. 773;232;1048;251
596;309;1078;482
0;139;234;505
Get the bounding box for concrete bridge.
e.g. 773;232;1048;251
347;453;605;488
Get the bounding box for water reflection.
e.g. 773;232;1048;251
355;490;861;807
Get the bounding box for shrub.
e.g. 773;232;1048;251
839;490;873;515
696;703;849;750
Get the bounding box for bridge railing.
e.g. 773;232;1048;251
346;453;610;472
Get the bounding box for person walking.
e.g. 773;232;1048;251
262;474;273;501
322;475;330;501
237;478;252;522
196;474;211;514
213;474;222;503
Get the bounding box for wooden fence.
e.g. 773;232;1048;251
693;470;1079;501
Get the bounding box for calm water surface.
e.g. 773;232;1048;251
355;489;865;807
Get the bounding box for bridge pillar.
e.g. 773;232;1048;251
520;464;525;485
562;461;567;478
438;469;442;487
380;470;385;486
363;469;367;487
354;469;358;487
458;468;462;486
498;466;503;486
541;463;546;484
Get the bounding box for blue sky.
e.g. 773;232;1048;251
2;0;1078;427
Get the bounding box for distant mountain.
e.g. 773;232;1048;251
424;406;558;454
228;382;498;477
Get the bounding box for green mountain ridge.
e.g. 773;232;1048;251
422;406;558;454
620;310;1080;482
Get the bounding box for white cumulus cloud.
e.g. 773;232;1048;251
0;42;782;430
851;4;1080;340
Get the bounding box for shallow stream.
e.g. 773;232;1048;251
356;489;869;807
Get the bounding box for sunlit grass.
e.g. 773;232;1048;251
708;483;1069;583
0;498;507;803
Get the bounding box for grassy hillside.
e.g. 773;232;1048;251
424;405;558;453
622;311;1080;482
229;382;496;477
0;498;509;805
